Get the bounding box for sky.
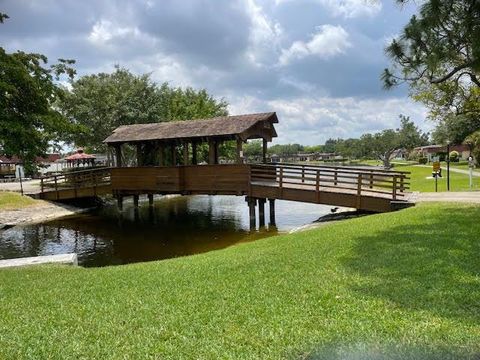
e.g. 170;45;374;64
0;0;431;145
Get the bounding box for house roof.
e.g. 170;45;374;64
415;144;470;153
0;154;61;165
103;112;278;144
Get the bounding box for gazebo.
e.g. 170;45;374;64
103;112;278;167
65;149;96;167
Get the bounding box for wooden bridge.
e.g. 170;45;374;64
37;112;413;227
38;163;412;226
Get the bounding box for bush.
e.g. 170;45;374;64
449;150;459;162
407;149;420;161
418;157;428;164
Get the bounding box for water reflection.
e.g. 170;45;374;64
0;195;330;267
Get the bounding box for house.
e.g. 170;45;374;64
0;154;62;179
414;144;471;162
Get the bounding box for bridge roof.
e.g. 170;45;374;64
104;112;278;144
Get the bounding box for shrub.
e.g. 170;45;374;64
418;157;428;164
449;150;459;162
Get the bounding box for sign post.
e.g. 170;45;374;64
468;156;475;189
432;161;441;192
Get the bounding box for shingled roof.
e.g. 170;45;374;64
104;112;278;144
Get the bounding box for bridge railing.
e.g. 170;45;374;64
250;163;410;200
40;167;111;194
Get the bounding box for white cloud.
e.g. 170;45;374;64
279;24;351;66
245;0;283;67
275;0;382;19
228;95;430;145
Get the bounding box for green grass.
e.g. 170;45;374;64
1;203;480;359
392;164;479;192
0;191;39;210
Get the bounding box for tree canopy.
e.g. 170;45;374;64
383;0;480;144
59;67;228;152
0;15;77;173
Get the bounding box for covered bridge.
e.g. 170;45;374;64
104;112;279;166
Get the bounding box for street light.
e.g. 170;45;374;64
446;140;450;191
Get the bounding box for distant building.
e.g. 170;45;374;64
0;154;62;179
414;144;470;162
270;152;337;163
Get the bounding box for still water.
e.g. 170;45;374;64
0;196;332;267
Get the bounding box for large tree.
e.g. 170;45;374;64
383;0;480;141
60;67;228;153
0;14;76;174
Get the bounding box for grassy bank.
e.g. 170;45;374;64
394;165;477;192
1;203;479;359
0;191;39;210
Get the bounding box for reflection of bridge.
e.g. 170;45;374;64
37;112;413;228
38;163;412;227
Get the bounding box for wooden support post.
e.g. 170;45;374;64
246;197;257;230
258;198;266;227
148;194;154;207
315;170;320;202
399;175;404;193
301;165;305;183
114;144;122;167
262;138;268;164
215;140;220;164
159;143;164;166
334;168;338;186
192;142;197;165
133;194;139;208
268;198;276;226
236;138;243;164
117;195;123;211
208;140;216;165
183;142;189;165
171;144;176;166
136;143;142;166
356;174;362;209
393;176;397;200
369;172;373;189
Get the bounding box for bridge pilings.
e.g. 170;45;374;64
245;196;275;230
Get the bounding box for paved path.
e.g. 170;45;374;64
417;191;480;203
414;165;480;177
0;179;42;194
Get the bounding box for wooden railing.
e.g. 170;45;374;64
250;163;410;200
40;167;111;194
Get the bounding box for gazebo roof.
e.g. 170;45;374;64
103;112;278;144
65;149;95;161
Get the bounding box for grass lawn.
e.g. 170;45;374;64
392;165;479;192
0;191;39;210
1;203;479;359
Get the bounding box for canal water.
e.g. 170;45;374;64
0;196;332;267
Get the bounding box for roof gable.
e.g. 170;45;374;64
104;112;278;144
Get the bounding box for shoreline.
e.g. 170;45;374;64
0;201;90;230
289;208;372;233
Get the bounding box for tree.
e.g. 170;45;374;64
243;140;263;158
383;0;480;132
59;67;228;153
464;130;480;165
0;14;77;174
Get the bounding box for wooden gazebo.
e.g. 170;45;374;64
103;112;278;167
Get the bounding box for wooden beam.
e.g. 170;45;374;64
183;142;189;165
158;143;164;166
208;141;216;165
136;143;142;166
192;142;198;165
262;138;267;164
236;138;243;164
215;140;220;164
171;144;176;166
114;144;122;167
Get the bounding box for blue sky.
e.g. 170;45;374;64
0;0;430;144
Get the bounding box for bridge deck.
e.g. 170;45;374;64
37;164;412;212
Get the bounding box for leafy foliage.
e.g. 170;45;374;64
59;67;228;152
383;0;480;147
0;20;77;174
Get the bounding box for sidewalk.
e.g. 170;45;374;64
417;191;480;203
414;164;480;177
